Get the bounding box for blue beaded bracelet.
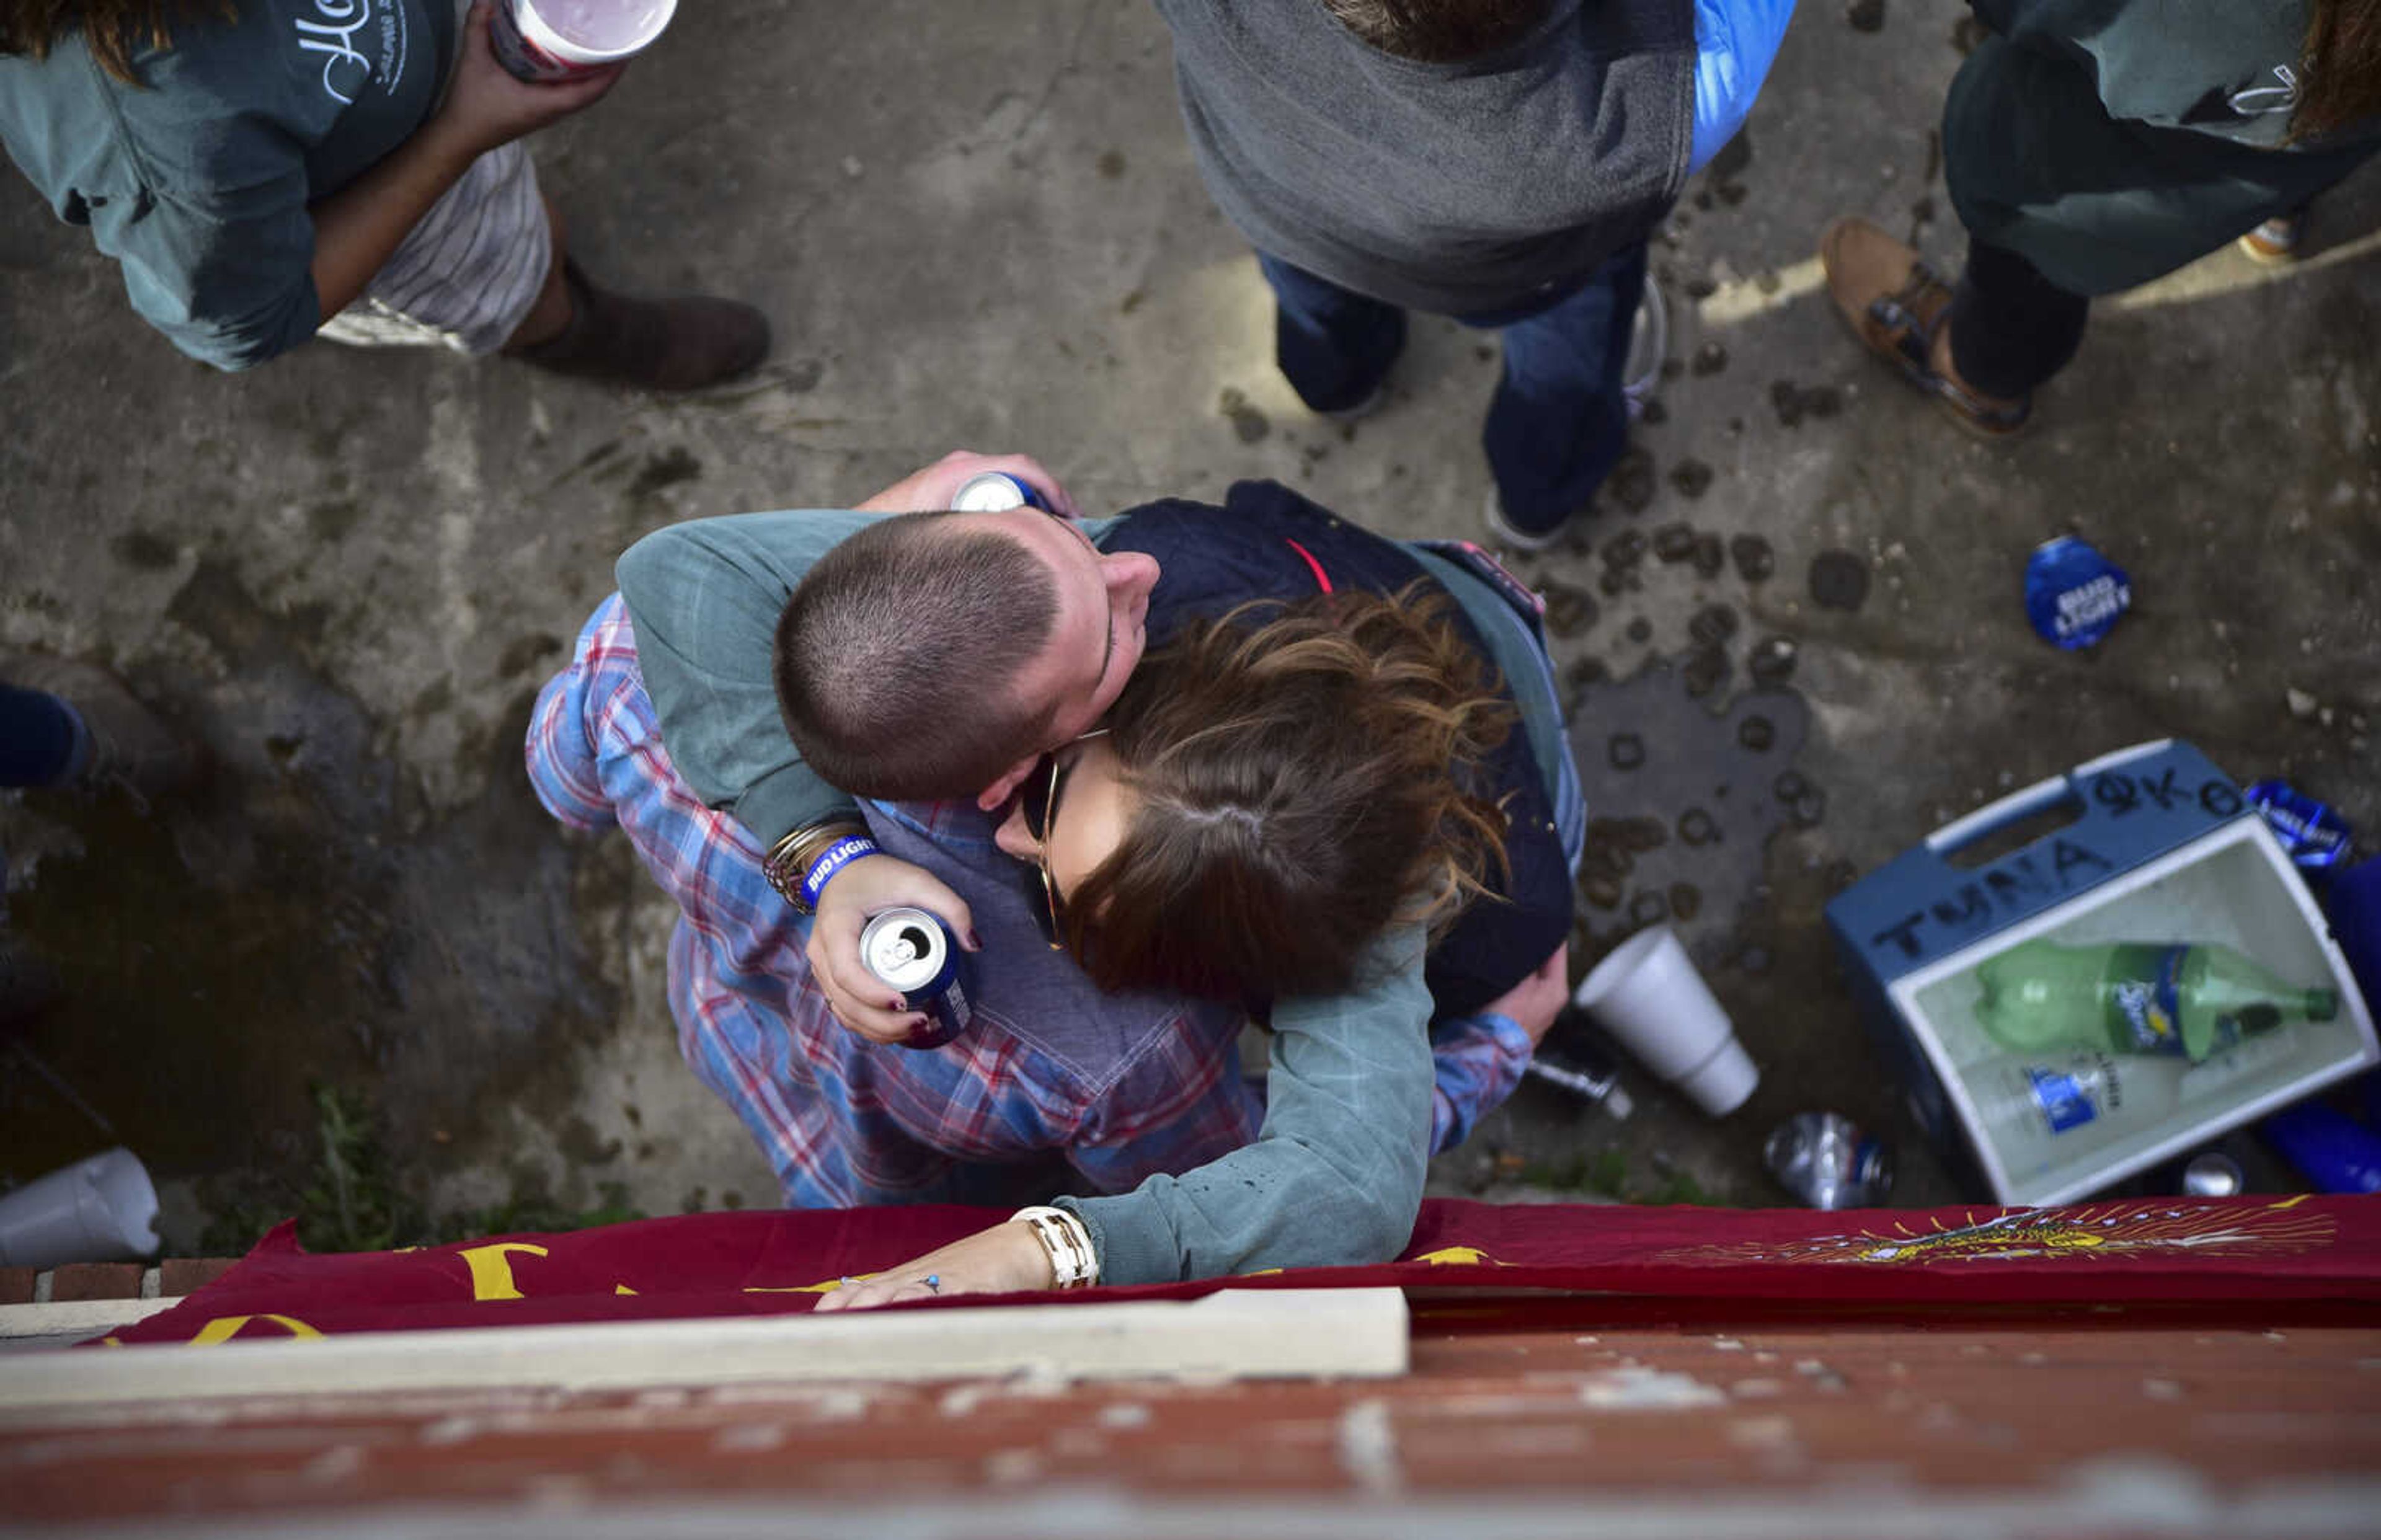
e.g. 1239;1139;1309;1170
799;835;881;910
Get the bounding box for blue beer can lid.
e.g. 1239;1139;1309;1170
2024;537;2132;650
2246;779;2354;870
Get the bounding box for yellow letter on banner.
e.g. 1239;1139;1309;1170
189;1314;323;1345
458;1242;551;1301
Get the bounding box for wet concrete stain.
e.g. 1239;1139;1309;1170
1808;549;1871;613
1770;382;1843;430
0;560;623;1237
629;447;704;500
1730;534;1776;582
307;500;367;542
1217;387;1272;444
1847;0;1886;33
1705;134;1752;185
497;632;567;679
1669;459;1715;500
107;531;179;570
1565;657;1815;962
1607;448;1657;513
1540;580;1598;640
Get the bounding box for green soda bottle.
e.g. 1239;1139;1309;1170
1974;939;2339;1063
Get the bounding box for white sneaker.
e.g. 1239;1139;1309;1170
1483;487;1572;554
1623;275;1667;420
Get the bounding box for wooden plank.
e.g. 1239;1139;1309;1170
0;1286;1406;1409
2;1308;2376;1533
0;1297;177;1343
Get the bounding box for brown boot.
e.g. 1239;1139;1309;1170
1819;217;2030;440
510;259;771;391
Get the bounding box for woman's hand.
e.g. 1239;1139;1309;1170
425;2;626;164
1486;942;1568;1047
813;1221;1056;1312
808;854;980;1045
854;450;1081;518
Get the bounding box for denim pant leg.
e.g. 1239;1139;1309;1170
0;684;80;788
1474;241;1648;526
1948;239;2091;400
1256;252;1409;415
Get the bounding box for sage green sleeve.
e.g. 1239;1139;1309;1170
1055;921;1435;1284
614;509;885;847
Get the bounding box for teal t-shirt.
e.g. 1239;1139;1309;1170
0;0;455;370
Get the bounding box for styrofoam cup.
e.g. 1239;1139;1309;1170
1572;926;1758;1115
0;1148;161;1270
492;0;676;82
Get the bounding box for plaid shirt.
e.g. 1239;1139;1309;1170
526;595;1532;1209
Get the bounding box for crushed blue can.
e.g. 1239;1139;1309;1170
2247;780;2352;871
2023;536;2132;650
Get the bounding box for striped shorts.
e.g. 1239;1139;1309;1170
314;139;551;356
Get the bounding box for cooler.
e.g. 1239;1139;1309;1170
1825;739;2379;1205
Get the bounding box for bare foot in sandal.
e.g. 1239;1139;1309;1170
1819;217;2029;439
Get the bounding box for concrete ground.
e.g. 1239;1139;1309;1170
2;0;2375;1250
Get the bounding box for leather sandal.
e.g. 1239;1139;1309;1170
509;258;770;392
1819;217;2029;440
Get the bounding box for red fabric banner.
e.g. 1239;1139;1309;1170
104;1195;2381;1347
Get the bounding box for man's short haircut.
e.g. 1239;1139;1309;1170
1321;0;1554;61
773;513;1062;801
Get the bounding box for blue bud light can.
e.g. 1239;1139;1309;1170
2246;780;2352;872
2023;536;2132;650
949;471;1050;513
860;907;972;1049
2259;1101;2381;1193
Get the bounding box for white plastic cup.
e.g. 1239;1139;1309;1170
491;0;676;82
1572;926;1759;1116
0;1148;161;1270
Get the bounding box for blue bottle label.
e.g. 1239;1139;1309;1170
2109;945;2190;1055
2026;1066;2099;1134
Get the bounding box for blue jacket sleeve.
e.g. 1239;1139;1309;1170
1690;0;1799;174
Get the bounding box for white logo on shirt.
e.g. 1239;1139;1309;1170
2230;64;2300;118
295;0;377;105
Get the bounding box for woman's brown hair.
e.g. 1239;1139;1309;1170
1062;585;1516;1004
2;1;234;84
2295;0;2381;142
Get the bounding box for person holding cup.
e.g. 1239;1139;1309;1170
0;0;766;387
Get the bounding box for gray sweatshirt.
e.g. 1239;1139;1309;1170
1154;0;1696;313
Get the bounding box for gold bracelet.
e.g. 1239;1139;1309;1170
763;820;868;913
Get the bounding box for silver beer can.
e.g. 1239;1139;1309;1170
1765;1111;1892;1210
858;907;972;1050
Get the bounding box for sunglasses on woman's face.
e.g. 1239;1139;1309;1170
1019;730;1108;949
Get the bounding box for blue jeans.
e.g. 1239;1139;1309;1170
0;684;79;789
1258;245;1649;531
